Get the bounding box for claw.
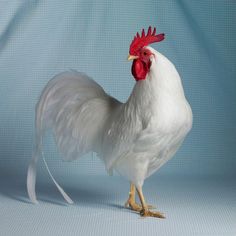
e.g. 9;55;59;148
140;208;165;218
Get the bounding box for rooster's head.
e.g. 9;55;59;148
128;26;165;81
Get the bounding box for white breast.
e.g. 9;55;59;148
104;47;192;187
136;48;193;178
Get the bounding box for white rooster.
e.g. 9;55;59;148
27;27;192;218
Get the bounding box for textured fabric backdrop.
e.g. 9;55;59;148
0;1;235;235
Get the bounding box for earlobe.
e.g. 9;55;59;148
149;54;156;65
150;53;155;60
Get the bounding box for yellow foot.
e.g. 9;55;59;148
140;209;165;219
125;199;142;211
125;200;156;211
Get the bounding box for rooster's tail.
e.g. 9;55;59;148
27;70;120;204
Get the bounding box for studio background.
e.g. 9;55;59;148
0;1;235;235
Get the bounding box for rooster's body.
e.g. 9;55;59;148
27;27;192;218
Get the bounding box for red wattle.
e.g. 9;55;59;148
131;59;149;81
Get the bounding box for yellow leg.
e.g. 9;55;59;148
125;183;156;212
136;186;165;218
125;183;142;211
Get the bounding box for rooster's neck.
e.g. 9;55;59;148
128;48;186;111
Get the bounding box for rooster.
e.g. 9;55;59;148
27;26;192;218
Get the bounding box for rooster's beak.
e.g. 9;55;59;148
127;54;139;61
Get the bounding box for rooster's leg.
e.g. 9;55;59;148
125;183;156;211
136;186;165;218
125;183;142;211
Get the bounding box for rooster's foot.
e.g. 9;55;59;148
125;199;155;211
140;208;165;218
125;199;142;211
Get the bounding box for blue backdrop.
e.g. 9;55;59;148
0;0;235;179
0;1;235;235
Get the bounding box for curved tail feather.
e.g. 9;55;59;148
27;150;40;204
27;149;73;204
27;70;120;204
27;72;77;204
42;152;74;204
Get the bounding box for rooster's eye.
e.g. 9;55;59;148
143;52;147;56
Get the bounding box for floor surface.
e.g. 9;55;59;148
0;175;235;236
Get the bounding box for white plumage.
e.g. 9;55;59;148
27;45;192;215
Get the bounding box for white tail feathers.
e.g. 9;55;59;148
26;71;81;205
27;151;39;204
27;70;120;204
42;152;74;204
27;149;74;204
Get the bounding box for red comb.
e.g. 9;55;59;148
129;26;165;55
